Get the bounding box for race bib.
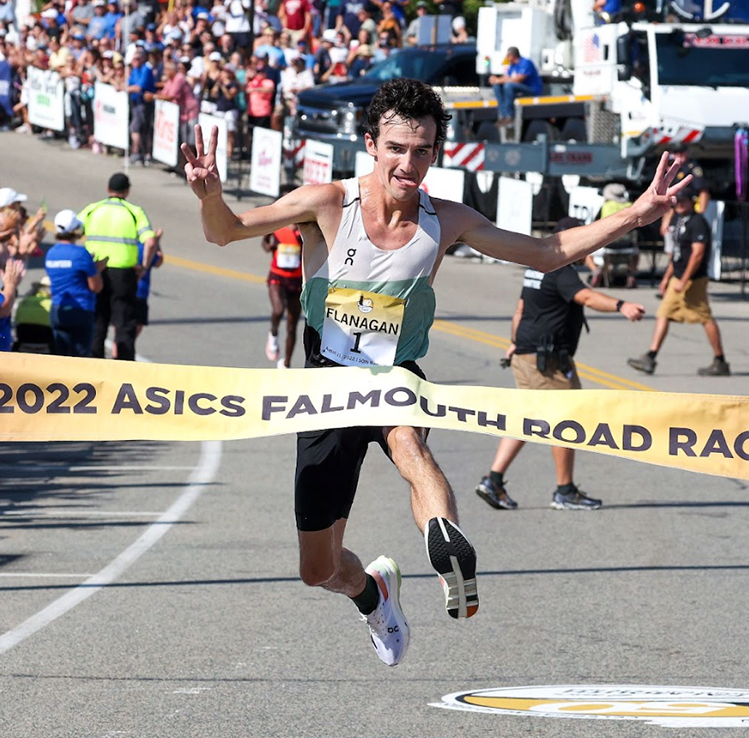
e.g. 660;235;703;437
276;241;301;270
321;287;405;367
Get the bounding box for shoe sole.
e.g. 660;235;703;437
367;556;410;666
550;501;602;510
425;518;478;619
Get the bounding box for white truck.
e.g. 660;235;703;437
475;0;749;193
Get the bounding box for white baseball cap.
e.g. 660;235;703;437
0;187;28;208
54;209;84;235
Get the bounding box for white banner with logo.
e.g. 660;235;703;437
93;82;129;150
355;153;465;202
152;99;180;167
198;113;228;183
568;185;604;224
27;66;65;131
302;139;334;186
497;176;533;234
250;126;282;197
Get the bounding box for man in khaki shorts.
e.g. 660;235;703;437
475;218;646;511
628;189;730;377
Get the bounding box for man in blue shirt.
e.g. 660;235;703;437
45;210;105;357
489;46;543;124
128;49;156;163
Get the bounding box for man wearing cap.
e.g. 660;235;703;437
274;51;313;127
45;210;105;357
489;46;543;125
406;1;429;44
87;0;110;41
78;173;158;361
313;28;336;82
104;0;123;40
628;188;730;377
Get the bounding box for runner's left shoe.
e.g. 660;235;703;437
425;517;479;619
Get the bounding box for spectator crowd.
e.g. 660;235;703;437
0;0;473;162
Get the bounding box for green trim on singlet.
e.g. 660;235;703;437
302;276;436;364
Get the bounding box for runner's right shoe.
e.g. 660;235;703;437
265;332;280;362
425;517;479;619
362;556;410;667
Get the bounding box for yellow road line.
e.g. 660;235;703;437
432;320;652;391
167;254;266;284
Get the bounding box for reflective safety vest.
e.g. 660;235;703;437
78;197;155;269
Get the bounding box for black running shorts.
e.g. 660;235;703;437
294;326;426;532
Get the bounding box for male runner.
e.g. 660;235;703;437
182;78;689;667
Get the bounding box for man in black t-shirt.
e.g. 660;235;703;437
628;190;730;377
475;218;646;512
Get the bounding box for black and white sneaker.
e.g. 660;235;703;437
425;517;479;619
551;485;602;510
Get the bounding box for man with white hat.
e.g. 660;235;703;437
0;187;27;210
45;210;106;357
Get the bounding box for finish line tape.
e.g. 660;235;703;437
1;353;748;480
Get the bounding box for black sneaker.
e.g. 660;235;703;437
475;475;518;510
551;485;602;511
698;358;731;376
627;354;656;374
425;518;479;619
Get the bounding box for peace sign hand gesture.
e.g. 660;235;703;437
632;151;694;226
181;125;222;201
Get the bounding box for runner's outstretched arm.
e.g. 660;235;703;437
182;126;338;246
448;152;692;272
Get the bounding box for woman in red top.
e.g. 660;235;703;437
262;224;303;368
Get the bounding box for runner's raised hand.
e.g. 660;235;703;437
181;125;222;201
632;151;694;226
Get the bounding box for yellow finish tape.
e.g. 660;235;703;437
1;353;747;480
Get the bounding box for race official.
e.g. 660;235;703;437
475;217;645;512
78;173;158;361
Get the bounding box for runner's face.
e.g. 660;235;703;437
366;115;438;201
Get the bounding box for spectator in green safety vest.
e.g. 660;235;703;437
78;172;158;361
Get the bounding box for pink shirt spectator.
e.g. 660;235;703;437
247;74;275;118
161;72;200;123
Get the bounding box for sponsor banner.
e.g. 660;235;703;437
302;139;334;185
1;353;748;480
250;126;282;197
93;82;129;150
497;177;533;234
433;684;749;727
198;113;228;182
568;185;604;224
27;66;65;132
152;99;180;167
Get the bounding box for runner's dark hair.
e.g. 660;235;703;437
366;78;451;148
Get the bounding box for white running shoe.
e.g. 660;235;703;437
425;517;479;619
362;556;410;667
265;332;280;362
277;358;288;369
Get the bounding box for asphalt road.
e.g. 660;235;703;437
1;134;749;737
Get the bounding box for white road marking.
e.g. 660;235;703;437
0;441;222;656
0;573;93;578
2;510;163;517
0;465;196;473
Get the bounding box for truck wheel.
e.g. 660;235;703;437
522;120;558;143
560;118;587;142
